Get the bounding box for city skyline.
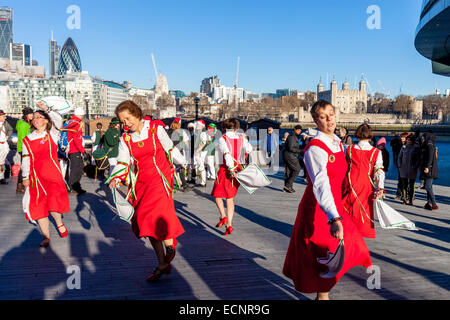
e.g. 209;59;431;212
5;0;450;97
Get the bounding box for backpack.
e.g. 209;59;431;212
58;122;71;159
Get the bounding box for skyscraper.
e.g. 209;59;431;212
10;43;32;66
0;7;13;59
57;37;82;76
49;32;61;77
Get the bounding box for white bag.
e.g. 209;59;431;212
112;188;134;223
36;96;73;115
318;240;345;279
22;188;37;225
374;199;418;231
235;163;272;194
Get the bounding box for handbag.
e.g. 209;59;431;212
112;188;134;223
317;239;345;279
235;162;272;194
374;199;418;231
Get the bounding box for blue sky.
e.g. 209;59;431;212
7;0;450;97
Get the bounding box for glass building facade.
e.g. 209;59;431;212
415;0;450;76
0;7;13;59
57;37;82;76
49;38;61;77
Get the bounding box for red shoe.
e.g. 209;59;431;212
432;205;439;211
216;217;227;228
224;226;234;236
164;245;176;263
146;264;172;282
40;238;50;248
57;224;69;238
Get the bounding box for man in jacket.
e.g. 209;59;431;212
283;125;302;193
420;132;439;210
67;107;87;194
0;110;13;185
103;118;120;176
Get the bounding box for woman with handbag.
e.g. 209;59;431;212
107;101;187;282
283;100;372;300
211;118;253;236
341;123;385;239
21;103;70;248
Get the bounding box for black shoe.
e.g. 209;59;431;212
0;179;8;185
283;186;295;193
195;184;206;188
77;189;87;195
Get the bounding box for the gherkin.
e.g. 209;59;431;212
57;37;82;76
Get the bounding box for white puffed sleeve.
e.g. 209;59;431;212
106;137;131;183
157;126;187;166
304;145;340;220
374;150;385;190
21;142;30;180
48;110;62;143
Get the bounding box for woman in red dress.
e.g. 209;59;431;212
342;124;385;239
283;100;372;300
108;101;187;282
211;118;253;236
21;103;70;248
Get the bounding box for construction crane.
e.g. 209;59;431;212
151;53;159;85
234;57;240;111
377;80;391;99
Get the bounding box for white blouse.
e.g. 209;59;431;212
110;120;187;182
304;131;343;221
22;111;62;180
218;131;253;169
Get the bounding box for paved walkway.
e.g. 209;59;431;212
0;172;449;300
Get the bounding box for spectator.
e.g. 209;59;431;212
377;137;390;173
0;110;13;185
103;118;121;176
394;132;409;200
15;107;34;193
67;107;87;195
420;132;439;211
283;125;302;193
397;134;421;205
338;127;353;146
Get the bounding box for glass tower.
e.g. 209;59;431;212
57;37;82;76
49;34;61;77
0;7;13;59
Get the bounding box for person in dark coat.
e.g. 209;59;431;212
420;132;439;211
283;125;302;193
377;137;390;173
397;134;421;205
394;132;409;200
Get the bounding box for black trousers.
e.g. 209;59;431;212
284;155;300;189
68;152;84;191
400;178;415;202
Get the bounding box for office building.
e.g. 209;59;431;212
49;32;61;77
200;76;221;97
10;43;32;66
103;80;129;116
0;7;13;59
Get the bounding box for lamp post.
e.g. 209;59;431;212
194;97;200;120
84;92;90;135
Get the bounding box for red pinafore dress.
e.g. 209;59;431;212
342;145;381;239
124;122;184;243
211;134;244;199
283;138;372;294
22;133;70;221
